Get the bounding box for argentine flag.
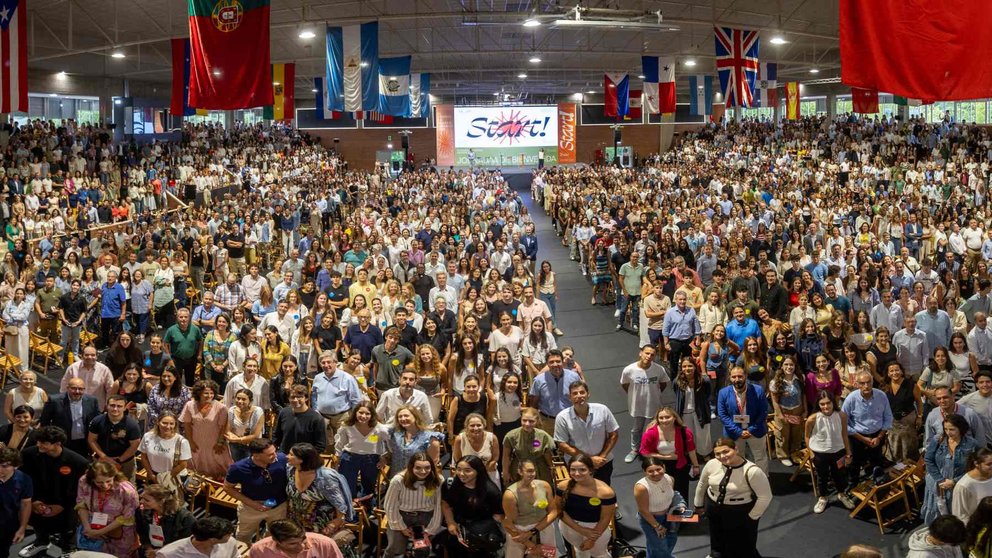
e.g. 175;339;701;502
326;21;379;113
377;56;412;117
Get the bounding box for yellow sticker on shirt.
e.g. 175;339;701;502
589;497;601;506
358;377;366;384
535;499;549;509
866;334;874;342
368;434;379;443
425;489;435;497
392;359;400;366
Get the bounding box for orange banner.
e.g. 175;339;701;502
786;82;800;120
557;102;577;164
435;105;455;166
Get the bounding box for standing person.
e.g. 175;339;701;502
138;412;191;497
57;279;87;362
769;355;807;466
672;357;714;458
60;345;115;410
248;519;344;558
451;413;501;485
555;381;620;484
959;371;992;449
716;367;770;473
18;426;90;558
223;439;289;544
376;369;434;427
502;407;555;485
617;251;643;332
1;288;29;374
0;447;33;557
634;457;690;558
556;455;616;558
40;377;100;457
952;448;992;523
75;461;140;558
98;271;128;349
180;379;233;478
662;291;702;373
620;345;670;463
883;361;924;463
162;308;203;388
694;437;773;558
134;485;195;556
310;351;363;446
528;350;582;434
272;385;327;454
804;391;855;514
381;452;444;558
841;371;894;488
334;403;388;500
442;456;505;558
147;368;192;431
537;261;564;336
638;407;700;505
225;388;265;462
921;414;980;525
925;387;987;447
86;394;142;481
156;517;239;558
370;326;415;393
501;459;558;558
284;444;354;549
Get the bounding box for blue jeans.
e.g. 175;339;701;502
134;312;150;335
539;292;557;324
618;294;640;327
638;513;678;558
339;451;380;499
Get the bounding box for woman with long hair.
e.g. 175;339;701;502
442;455;505;557
919;346;962;414
146;367;191;429
491;371;523;447
699;323;734;404
138;411;191;495
964;496;992;558
75;461;140;558
639;406;700;502
202;314;237;388
949;332;980;397
804;353;843;409
228;324;262;379
450;334;485;396
866;326;898;386
795;318;825;374
179;379;231;478
224;388;264;462
447;374;490;437
409;344;446;421
634;457;689;558
770;355;807;466
260;325;291;380
285;443;354;545
135;484;195;556
489;311;524;371
557;454;616;558
452;413;501;486
537;261;564;336
131;269;153;343
502;407;554;485
385;405;444;472
502;458;558;558
739;336;769;389
952;448;992;523
804;390;854;513
673;358;713;458
334;402;388;500
382;452;444;557
921;414;981;525
269;355;307;412
838;343;868;397
2;287;30;373
520;316;557;384
882;360;924;463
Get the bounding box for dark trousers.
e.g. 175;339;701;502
339;451;380;499
593;459;614;485
66;438;89;457
0;523;16;557
705;498;760;558
663;459;691;503
30;509;74;549
174;356;198;386
99;317;122;349
153;302;176;330
669;338;693;371
848;431;885;485
812;449;849;496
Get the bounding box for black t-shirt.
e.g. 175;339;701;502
315;324;342;352
87;414;142;460
412;275;435;305
441;478;504;523
58;291;88;323
489;299;520;329
226;232;245;259
327;285;349;317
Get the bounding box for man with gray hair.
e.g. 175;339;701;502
310;350;363;446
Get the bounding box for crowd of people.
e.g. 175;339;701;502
0;111;990;558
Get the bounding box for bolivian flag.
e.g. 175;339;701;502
263;63;296;121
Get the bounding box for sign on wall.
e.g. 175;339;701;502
452;105;559;166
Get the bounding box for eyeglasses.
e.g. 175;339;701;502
260;469;272;484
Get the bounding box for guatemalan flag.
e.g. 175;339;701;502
641;56;676;114
714;26;760;108
755;62;777;108
0;0;27;113
603;73;630;117
409;73;431;118
326;21;379;113
377;56;411;117
688;75;714;116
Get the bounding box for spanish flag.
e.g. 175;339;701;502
785;82;800;120
263;63;296;121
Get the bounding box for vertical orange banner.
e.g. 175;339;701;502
435;105;455;166
786;82;800;120
557;102;577;164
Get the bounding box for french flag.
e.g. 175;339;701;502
604;72;630;117
326;21;379;113
641;56;676;114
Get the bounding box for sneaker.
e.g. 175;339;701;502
838;492;857;510
632;325;639;332
624;450;638;463
591;297;597;305
813;497;828;514
19;544;49;558
553;328;565;336
781;459;794;467
614;309;621;318
582;269;588;276
614;509;623;521
616;324;622;331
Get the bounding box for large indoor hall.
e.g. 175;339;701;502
0;1;987;558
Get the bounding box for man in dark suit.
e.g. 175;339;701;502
40;377;99;457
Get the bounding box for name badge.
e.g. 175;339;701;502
733;414;750;427
90;512;109;529
149;524;165;547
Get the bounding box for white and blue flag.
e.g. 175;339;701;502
377;56;412;117
409;73;431;119
326;21;378;113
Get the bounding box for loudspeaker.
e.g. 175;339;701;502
401;135;410;149
613;129;622;143
391;160;401;172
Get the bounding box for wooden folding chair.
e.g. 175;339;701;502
899;458;926;508
847;471;914;534
202;477;240;516
0;349;22;389
789;448;819;498
28;332;63;373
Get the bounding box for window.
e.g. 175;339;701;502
23;93;100;125
186;112;227;127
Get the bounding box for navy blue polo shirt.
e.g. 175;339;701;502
225;453;288;505
0;470;33;524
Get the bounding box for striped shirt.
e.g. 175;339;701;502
383;473;444;534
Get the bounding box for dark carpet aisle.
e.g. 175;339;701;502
506;171;915;558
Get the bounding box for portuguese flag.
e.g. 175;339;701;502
187;0;273;110
263;63;295;121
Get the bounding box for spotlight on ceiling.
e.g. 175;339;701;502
298;30;316;40
529;56;541;63
809;68;820;74
523;18;541;27
518;73;528;79
770;36;788;45
111;52;126;59
684;59;697;67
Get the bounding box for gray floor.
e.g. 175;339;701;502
507;172;918;558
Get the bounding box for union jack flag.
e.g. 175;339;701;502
714;27;760;108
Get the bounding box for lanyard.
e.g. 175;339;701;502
735;390;747;415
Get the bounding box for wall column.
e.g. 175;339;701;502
827;93;837;121
659;113;675;152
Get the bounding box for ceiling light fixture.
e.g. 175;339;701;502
523;18;541;27
56;71;67;78
298;30;316;39
311;88;318;93
637;74;645;79
213;70;221;76
529;56;541;63
572;93;583;100
809;68;820;74
684;59;697;67
586;90;595;94
111;52;125;59
770;36;787;45
518;73;527;78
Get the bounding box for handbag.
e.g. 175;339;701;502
75;526;105;552
3;324;18;336
458;519;504;554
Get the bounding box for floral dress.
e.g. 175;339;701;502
75;480;140;558
147;384;191;429
286;466;348;534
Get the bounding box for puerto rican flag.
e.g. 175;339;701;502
0;0;27;113
714;26;760;108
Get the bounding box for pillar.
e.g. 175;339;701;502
224;110;234;129
660;113;676;152
827;93;837;121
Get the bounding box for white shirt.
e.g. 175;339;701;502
619;361;670;418
138;432;192;475
375;388;434;426
157;537;239;558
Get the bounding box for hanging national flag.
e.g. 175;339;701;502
0;0;26;113
785;82;800;119
187;0;272;110
688;75;714;116
714;26;760;108
170;38;196;117
851;87;879;114
641;56;676;114
893;96;933;107
409;73;431;119
625;90;642;121
841;0;992;101
364;111;394;124
756;63;777;108
604;73;630;117
376;56;411;116
326;21;379;113
262;63;295;121
312;77;343;120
